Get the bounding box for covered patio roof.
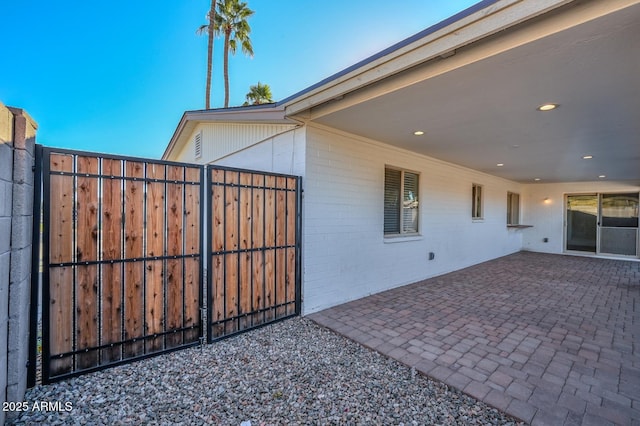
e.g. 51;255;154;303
283;0;640;184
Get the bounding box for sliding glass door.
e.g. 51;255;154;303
599;193;639;256
566;195;598;252
566;193;639;257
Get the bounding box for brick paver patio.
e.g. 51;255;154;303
309;252;640;425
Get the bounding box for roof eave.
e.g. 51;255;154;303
280;0;576;117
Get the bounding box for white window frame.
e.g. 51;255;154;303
507;191;520;225
384;166;420;236
472;183;483;220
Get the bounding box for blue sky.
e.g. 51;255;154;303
1;0;478;158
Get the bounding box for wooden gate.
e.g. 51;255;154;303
207;167;301;341
31;147;302;384
36;147;204;383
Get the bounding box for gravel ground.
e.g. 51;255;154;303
9;318;524;425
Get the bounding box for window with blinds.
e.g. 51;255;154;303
384;167;419;235
472;184;483;219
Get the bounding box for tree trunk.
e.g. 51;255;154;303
205;0;216;109
223;30;230;108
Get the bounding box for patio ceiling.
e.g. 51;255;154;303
308;1;640;184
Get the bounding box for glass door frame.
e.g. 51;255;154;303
564;192;640;258
565;193;599;254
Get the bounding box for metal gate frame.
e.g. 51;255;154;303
206;166;302;342
28;146;303;385
30;146;205;384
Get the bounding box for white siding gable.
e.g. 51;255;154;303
173;122;297;164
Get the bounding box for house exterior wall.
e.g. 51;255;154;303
212;127;306;177
302;125;524;314
172;122;297;164
522;181;640;255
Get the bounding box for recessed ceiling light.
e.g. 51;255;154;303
534;178;541;181
599;175;606;179
413;131;424;136
582;155;593;159
537;103;559;111
497;163;504;167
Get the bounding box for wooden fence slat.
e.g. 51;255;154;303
184;257;200;342
286;248;296;316
251;251;264;326
49;175;73;264
102;159;123;261
239;252;251;330
225;172;239;252
239;172;252;250
146;182;165;257
185;167;200;183
184;185;200;255
147;163;165;180
145;260;164;352
49;266;73;376
275;248;286;318
276;177;286;247
212;181;225;252
211;254;225;338
264;249;275;322
252;174;265;249
167;182;183;256
50;153;73;173
76;173;99;262
125;161;145;179
101;263;123;363
75;265;99;369
225;253;239;334
265;176;276;247
287;179;297;247
123;262;144;358
124;180;144;259
166;259;183;348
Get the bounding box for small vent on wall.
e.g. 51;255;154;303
194;131;202;159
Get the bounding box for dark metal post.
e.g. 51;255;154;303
295;177;303;316
27;144;43;387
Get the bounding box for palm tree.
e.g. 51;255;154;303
214;0;254;108
244;82;273;105
197;0;217;109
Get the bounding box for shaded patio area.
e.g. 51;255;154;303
309;252;639;425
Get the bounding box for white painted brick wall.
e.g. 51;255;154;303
302;125;524;314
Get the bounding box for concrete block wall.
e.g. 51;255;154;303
0;102;37;424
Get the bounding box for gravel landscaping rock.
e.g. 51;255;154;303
9;317;524;425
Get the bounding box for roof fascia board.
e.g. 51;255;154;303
307;0;638;120
282;0;575;117
184;105;292;123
